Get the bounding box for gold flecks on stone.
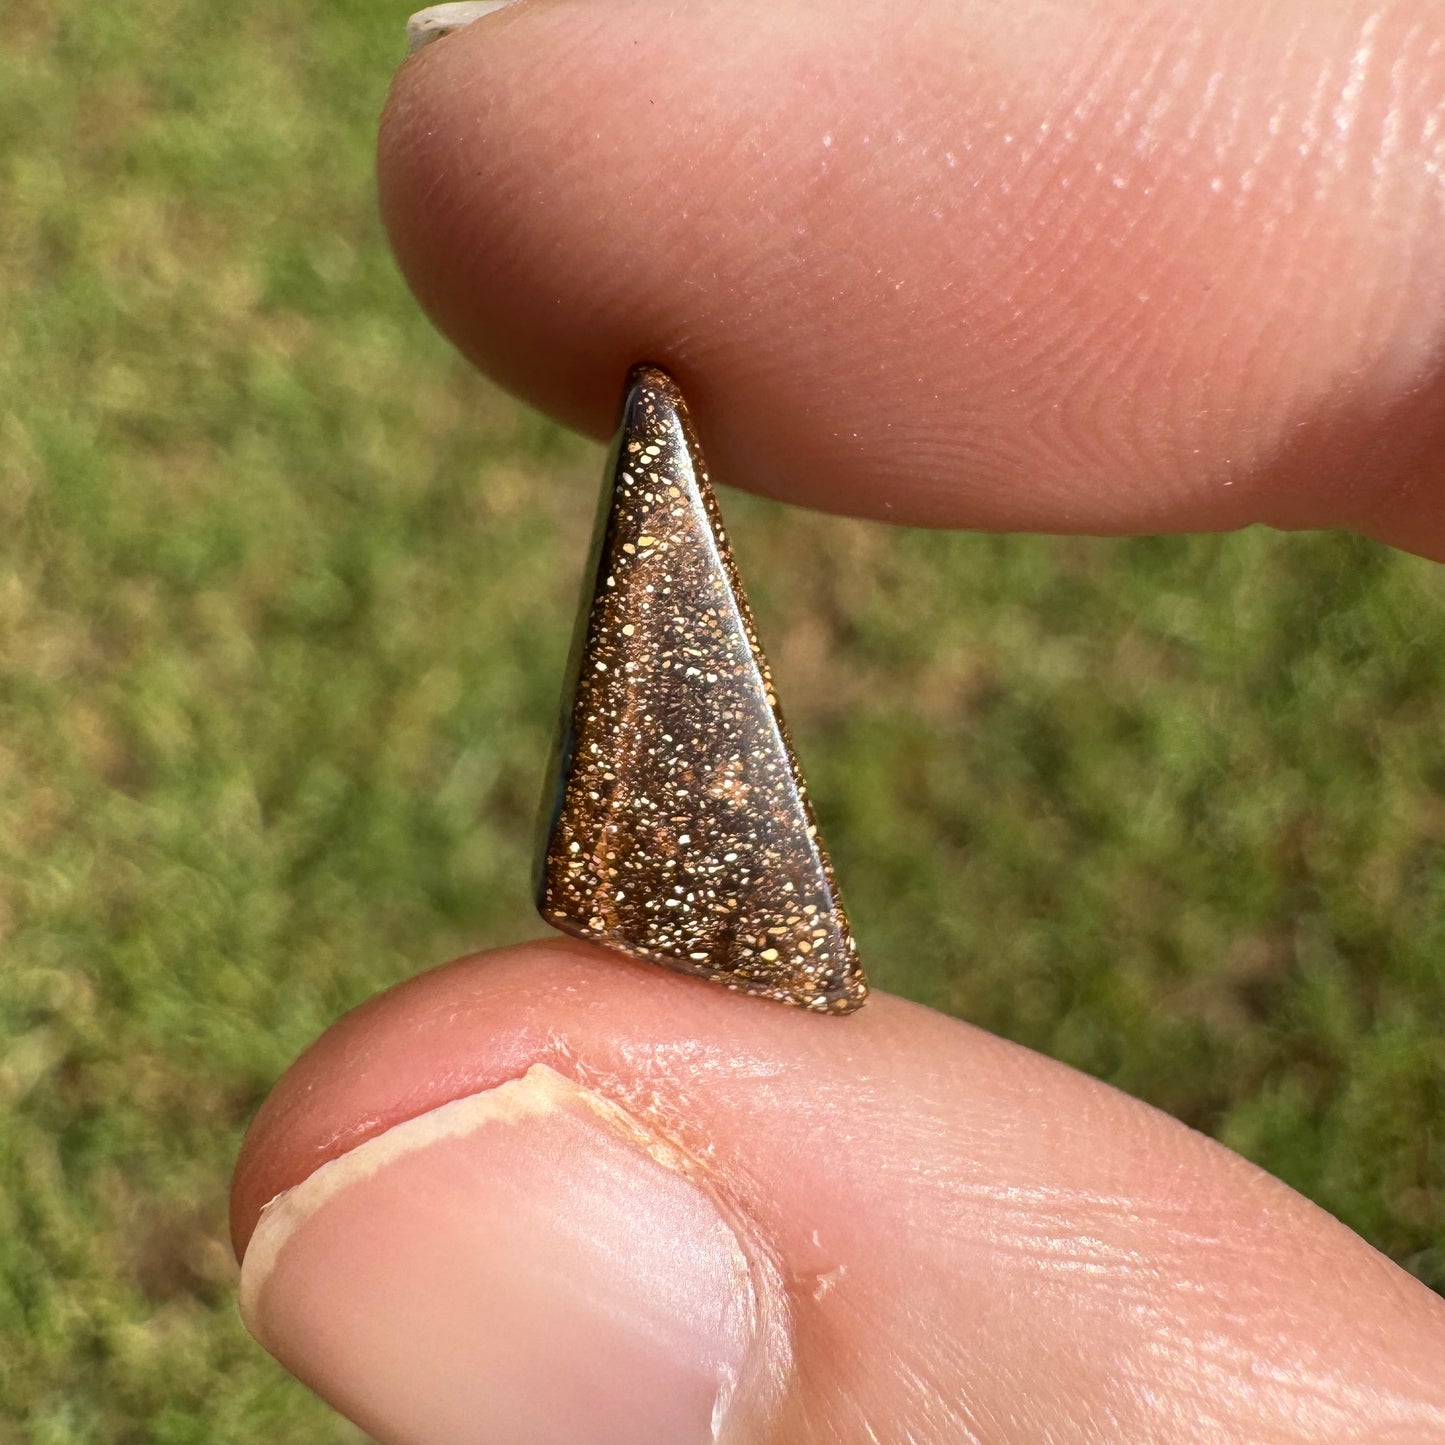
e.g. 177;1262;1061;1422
535;365;868;1014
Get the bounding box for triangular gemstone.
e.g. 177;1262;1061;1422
536;366;867;1013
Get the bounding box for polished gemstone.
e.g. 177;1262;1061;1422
536;365;868;1013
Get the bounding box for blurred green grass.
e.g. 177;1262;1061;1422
2;0;1443;1438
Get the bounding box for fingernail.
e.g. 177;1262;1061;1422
406;2;518;54
239;1065;790;1445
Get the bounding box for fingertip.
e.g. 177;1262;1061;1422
240;1058;792;1445
379;3;674;442
378;0;1445;543
229;937;887;1258
234;939;1445;1441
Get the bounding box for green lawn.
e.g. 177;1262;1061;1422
3;1;1443;1438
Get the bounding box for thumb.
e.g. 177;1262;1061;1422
231;942;1445;1445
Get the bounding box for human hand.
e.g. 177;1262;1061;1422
231;3;1445;1441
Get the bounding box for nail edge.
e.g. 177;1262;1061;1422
406;1;517;55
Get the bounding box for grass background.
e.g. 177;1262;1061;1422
3;0;1443;1438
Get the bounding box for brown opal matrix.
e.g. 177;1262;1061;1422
536;365;868;1013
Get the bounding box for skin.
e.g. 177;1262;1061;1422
377;0;1445;551
234;1;1445;1438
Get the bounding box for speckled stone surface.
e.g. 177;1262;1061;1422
536;366;868;1013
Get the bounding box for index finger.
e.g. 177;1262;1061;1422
378;0;1445;555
